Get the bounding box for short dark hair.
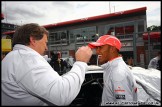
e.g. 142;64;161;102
12;23;49;46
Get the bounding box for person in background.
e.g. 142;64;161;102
127;57;134;66
88;35;137;106
57;52;67;73
148;51;161;70
50;52;67;75
50;53;57;69
1;23;92;106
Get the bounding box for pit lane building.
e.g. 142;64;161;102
44;7;147;66
2;7;160;68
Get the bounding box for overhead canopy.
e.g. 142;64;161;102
143;32;160;40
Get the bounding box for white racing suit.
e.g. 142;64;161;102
101;57;137;106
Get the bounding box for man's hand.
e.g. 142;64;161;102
75;46;92;63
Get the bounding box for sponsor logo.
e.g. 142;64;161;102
115;94;125;99
114;86;125;92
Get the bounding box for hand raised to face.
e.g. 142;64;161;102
75;46;92;63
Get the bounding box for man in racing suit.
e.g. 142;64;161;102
88;35;137;106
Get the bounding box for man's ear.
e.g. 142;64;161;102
111;46;116;53
29;36;36;46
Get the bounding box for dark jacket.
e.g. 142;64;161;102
50;54;67;74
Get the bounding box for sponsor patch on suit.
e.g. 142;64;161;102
115;94;125;99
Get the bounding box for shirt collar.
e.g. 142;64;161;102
13;44;41;56
101;56;122;69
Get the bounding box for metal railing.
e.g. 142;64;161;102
132;31;161;68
